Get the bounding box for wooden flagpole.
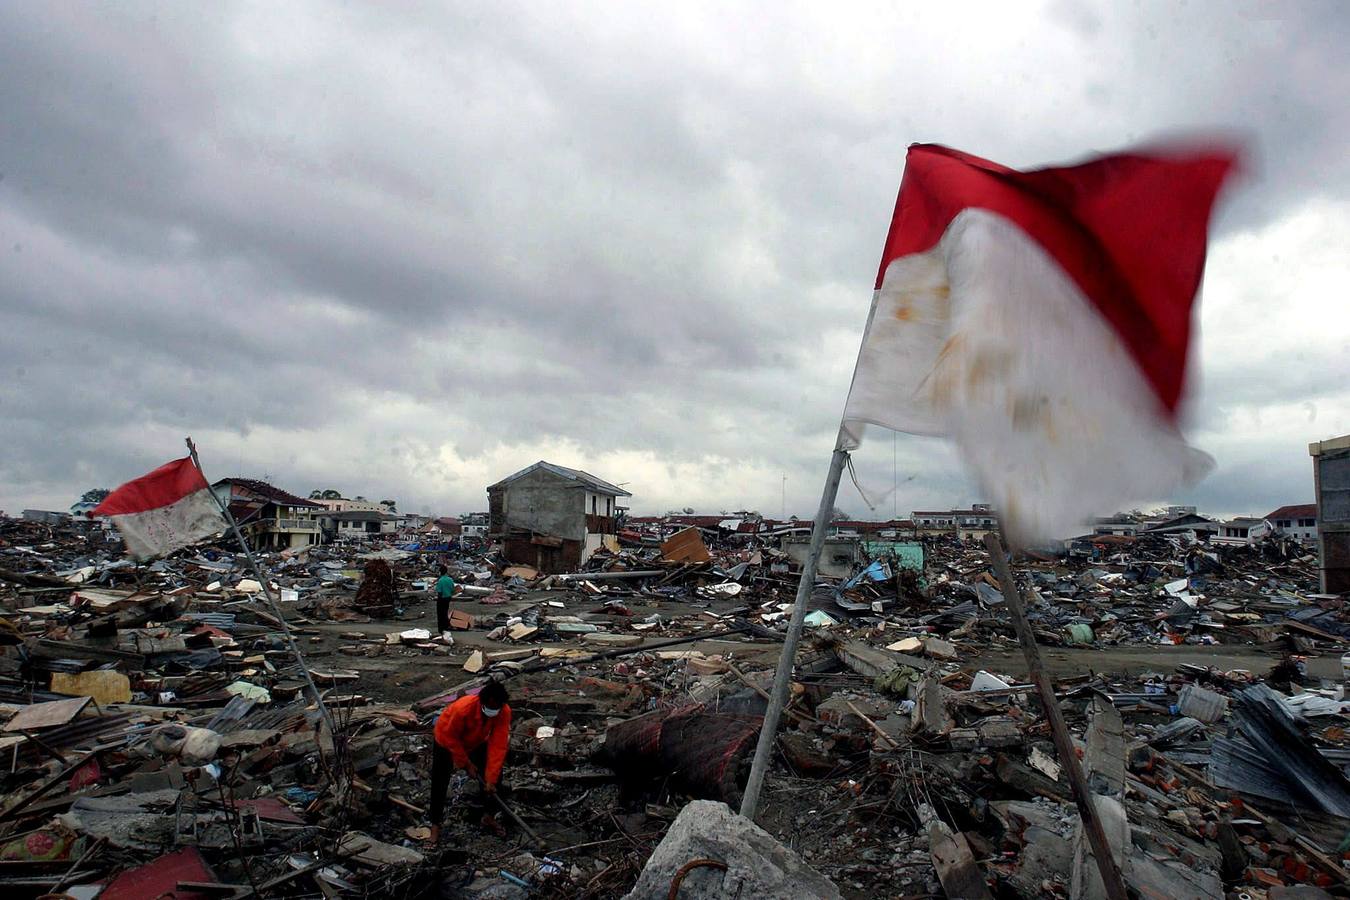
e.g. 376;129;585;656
983;530;1128;900
185;438;341;751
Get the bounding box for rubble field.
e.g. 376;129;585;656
0;515;1346;900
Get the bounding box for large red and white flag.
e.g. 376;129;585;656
91;456;226;560
841;143;1237;546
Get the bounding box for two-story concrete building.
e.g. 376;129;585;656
487;462;631;573
459;512;490;541
212;478;323;550
911;505;996;531
1265;504;1318;542
1213;516;1271;546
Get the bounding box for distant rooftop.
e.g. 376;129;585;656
1266;504;1316;521
489;461;632;497
214;478;321;508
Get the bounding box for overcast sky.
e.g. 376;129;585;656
2;1;1347;523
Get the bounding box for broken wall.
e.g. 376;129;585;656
489;468;586;542
782;537;862;579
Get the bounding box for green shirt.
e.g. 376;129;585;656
435;575;456;599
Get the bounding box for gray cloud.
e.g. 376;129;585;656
2;1;1347;523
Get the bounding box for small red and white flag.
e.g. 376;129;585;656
841;142;1237;546
91;456;226;560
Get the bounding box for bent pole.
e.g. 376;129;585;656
740;443;850;820
184;437;339;744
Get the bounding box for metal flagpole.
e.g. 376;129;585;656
184;438;340;745
740;440;850;820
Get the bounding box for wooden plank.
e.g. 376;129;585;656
4;697;92;732
33;639;143;664
834;639;928;678
984;532;1129;900
929;818;994;900
660;527;711;563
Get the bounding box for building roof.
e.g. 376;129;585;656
1224;516;1268;528
214;478;322;509
831;520;911;530
488;461;632;496
1141;513;1215;530
331;510;385;522
662;515;727;528
1265;504;1316;521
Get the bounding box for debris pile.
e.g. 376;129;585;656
1;511;1347;898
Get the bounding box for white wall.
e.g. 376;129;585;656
582;492;617;519
1271;518;1317;541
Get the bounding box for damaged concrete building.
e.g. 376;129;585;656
487;461;631;574
1311;433;1350;593
211;477;323;550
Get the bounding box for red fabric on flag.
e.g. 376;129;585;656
90;456;209;517
874;143;1237;416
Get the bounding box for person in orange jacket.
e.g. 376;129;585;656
428;679;511;842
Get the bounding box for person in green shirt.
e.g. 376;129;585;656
435;565;457;636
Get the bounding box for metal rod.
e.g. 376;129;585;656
983;531;1128;900
739;444;849;821
49;836;106;893
551;570;666;582
490;788;543;847
184;438;339;745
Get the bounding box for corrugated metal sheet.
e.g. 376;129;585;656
1227;684;1350;817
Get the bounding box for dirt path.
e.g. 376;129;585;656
281;590;1345;706
283;591;782;705
971;643;1342;680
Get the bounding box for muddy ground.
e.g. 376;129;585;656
288;587;1330;707
291;589;783;706
277;587;1331;898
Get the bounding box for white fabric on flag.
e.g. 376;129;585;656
91;456;226;560
841;210;1212;546
106;486;225;561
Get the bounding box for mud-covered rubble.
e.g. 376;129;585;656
2;512;1349;898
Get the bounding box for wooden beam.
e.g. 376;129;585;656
984;532;1128;900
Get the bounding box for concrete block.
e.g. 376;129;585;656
581;633;642;648
816;694;889;729
948;728;979;751
621;800;840;900
977;717;1022;748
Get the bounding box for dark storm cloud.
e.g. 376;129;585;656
2;1;1347;521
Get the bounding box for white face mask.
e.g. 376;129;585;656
481;705;501;718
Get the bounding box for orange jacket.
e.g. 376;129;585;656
433;694;512;786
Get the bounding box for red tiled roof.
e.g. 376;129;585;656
1265;504;1316;521
663;516;726;528
830;520;911;529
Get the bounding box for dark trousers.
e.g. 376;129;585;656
436;597;451;632
430;743;489;825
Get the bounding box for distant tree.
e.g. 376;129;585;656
831;507;850;521
80;488;111;505
355;495;367;501
308;490;324;499
380;499;397;512
321;489;342;500
682;507;695;515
